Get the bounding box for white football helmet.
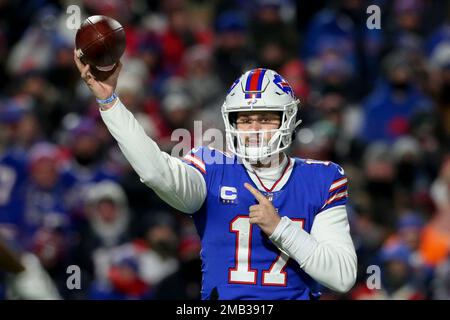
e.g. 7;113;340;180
221;68;301;161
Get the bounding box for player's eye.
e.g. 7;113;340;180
236;118;250;124
260;117;279;124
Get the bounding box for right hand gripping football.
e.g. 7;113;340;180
74;49;122;101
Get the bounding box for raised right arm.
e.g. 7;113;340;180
73;50;206;214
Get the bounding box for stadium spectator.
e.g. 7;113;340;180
360;50;432;144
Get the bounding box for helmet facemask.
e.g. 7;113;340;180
221;68;302;163
222;100;301;164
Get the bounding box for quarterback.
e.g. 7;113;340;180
75;52;357;300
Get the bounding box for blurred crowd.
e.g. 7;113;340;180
0;0;449;300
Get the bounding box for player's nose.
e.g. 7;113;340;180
248;120;261;131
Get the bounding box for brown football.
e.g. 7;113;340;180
75;15;126;81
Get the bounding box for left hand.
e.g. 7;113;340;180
244;183;281;236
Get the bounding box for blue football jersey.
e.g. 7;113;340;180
183;147;348;300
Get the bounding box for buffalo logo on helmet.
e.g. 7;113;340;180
273;73;294;97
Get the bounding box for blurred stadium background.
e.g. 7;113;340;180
0;0;449;300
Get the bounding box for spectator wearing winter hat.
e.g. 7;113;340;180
71;181;131;297
82;181;131;248
360;50;433;144
21;142;72;296
302;0;383;97
23;143;68;239
351;243;425;300
159;80;198;150
88;211;179;300
89;254;151;300
381;0;426;58
0;98;41;151
385;212;434;296
60;117;120;223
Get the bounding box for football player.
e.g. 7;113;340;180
75;52;357;300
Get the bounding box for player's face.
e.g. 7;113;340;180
235;111;281;147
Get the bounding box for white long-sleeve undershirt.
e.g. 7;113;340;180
99;99;357;293
100;99;206;214
269;206;357;293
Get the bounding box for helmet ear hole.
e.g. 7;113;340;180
282;135;290;146
291;110;302;141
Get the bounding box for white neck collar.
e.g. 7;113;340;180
242;154;294;192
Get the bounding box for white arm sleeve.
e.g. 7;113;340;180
99;99;207;214
269;205;357;293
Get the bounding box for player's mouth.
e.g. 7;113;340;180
245;136;263;147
